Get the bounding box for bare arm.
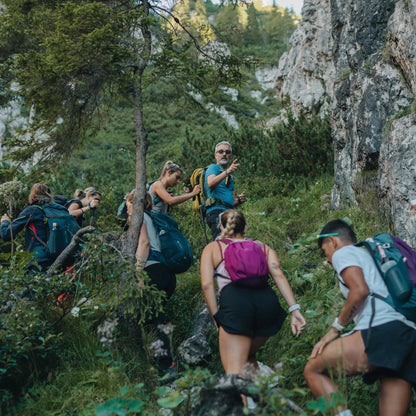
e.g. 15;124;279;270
67;202;91;218
310;266;369;358
136;223;150;268
152;181;200;207
200;243;219;327
267;245;306;335
206;159;241;190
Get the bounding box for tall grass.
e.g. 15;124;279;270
8;172;416;416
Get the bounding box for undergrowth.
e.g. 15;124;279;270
3;173;415;416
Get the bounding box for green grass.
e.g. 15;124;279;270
6;172;416;416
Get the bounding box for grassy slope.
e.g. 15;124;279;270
10;171;416;415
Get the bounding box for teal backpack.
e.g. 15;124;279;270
355;233;416;322
33;203;80;260
146;211;193;274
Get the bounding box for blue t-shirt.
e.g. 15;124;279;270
205;164;235;214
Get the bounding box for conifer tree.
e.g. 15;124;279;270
0;0;244;257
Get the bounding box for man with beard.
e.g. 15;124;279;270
205;141;246;240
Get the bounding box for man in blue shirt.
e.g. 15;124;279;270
205;141;246;240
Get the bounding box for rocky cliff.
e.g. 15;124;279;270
277;0;416;245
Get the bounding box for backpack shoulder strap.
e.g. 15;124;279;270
26;205;47;248
216;240;224;262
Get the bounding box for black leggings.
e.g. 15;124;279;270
144;262;177;370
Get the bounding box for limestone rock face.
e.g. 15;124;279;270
277;0;416;245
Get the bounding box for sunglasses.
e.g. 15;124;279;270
217;149;232;155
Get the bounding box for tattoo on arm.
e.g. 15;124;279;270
271;262;282;272
345;305;358;324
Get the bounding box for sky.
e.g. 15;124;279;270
270;0;304;15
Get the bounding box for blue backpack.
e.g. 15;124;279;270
355;233;416;322
146;211;193;274
32;203;80;260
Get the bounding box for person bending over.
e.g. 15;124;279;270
304;219;416;416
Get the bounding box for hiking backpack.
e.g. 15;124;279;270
189;167;209;216
217;238;269;288
53;195;69;206
355;233;416;322
32;203;81;260
117;184;162;222
147;211;193;274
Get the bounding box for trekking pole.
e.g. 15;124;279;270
89;208;95;226
199;205;209;245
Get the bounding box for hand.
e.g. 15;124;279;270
192;184;201;196
310;328;339;358
237;192;246;205
226;159;240;174
90;198;100;209
1;214;11;222
290;310;306;336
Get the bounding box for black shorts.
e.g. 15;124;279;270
361;321;416;386
214;283;287;338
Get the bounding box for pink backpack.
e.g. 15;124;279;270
217;238;269;287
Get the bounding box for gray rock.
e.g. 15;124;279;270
277;0;416;245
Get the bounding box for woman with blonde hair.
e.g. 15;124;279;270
200;210;306;389
66;187;102;226
0;183;54;270
149;161;200;213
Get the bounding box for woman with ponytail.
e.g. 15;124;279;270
200;209;306;391
67;187;102;227
148;161;200;214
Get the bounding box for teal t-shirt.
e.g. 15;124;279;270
205;164;235;214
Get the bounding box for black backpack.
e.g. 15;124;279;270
32;203;81;260
53;195;69;206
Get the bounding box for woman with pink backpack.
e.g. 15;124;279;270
200;209;306;399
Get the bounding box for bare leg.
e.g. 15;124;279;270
218;327;252;374
379;377;411;416
304;331;372;412
246;336;268;371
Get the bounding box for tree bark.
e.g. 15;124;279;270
125;0;152;261
46;226;96;277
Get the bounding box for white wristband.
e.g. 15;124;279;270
288;303;300;313
331;317;345;331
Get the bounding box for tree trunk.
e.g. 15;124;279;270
124;0;152;261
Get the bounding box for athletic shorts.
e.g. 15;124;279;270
213;283;287;338
361;320;416;386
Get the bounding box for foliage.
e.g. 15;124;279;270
178;110;332;184
3;172;416;415
0;235;166;413
0;180;28;218
0;0;249;176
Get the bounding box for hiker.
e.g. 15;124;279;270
304;219;416;416
0;183;54;271
205;141;246;240
129;191;177;377
66;187;102;227
148;161;200;214
200;210;306;382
